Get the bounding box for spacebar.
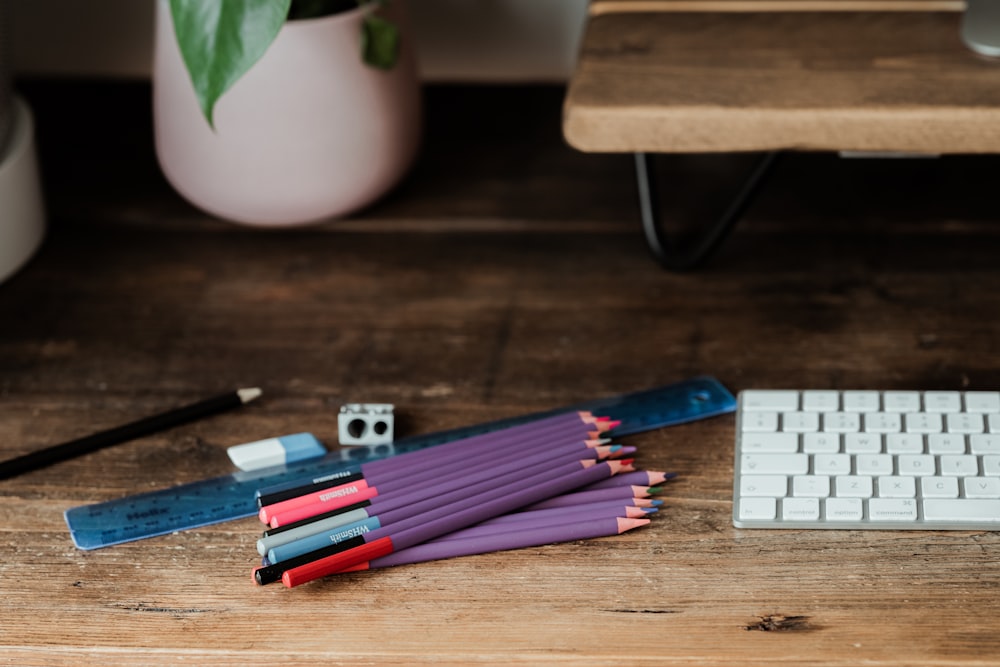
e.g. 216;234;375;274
922;499;1000;522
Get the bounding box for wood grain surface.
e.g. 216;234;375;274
590;0;965;13
2;82;1000;665
564;10;1000;153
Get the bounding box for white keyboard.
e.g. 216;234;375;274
733;390;1000;529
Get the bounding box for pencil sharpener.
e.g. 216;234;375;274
338;403;395;445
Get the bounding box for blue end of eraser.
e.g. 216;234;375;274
227;432;327;471
279;433;326;463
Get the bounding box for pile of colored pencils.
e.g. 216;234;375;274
251;411;672;588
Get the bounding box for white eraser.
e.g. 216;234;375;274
227;433;326;471
338;403;395;445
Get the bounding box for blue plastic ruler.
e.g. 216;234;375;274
65;376;735;550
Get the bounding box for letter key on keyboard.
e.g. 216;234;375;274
734;390;1000;529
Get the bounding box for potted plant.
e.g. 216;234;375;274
153;0;422;227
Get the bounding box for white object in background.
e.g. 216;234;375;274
339;404;395;446
0;96;45;284
152;0;421;226
227;433;327;472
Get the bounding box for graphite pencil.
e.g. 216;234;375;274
0;387;261;481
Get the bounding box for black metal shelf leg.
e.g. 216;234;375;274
635;151;781;271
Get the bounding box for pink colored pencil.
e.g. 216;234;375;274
582;470;676;490
519;484;662;511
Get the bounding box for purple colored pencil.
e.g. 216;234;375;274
582;470;676;491
350;516;652;571
459;497;659;531
518;484;661;511
434;503;656;542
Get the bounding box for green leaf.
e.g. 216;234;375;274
169;0;292;127
360;14;400;70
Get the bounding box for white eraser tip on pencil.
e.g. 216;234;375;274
227;433;326;472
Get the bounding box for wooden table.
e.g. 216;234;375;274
2;81;1000;666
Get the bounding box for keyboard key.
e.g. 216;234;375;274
927;434;966;454
823;412;860;433
898;455;936;476
741;411;779;432
924;391;962;413
923;499;1000;522
970;435;1000;454
782;411;819;433
793;475;830;498
863;412;901;433
905;412;943;434
782;497;820;521
801;390;839;412
989;414;1000;434
883;391;921;413
964;391;1000;413
983;456;1000;476
877;476;916;498
938;455;978;476
835;475;873;498
741;454;809;475
740;475;788;497
738;497;777;521
741;391;799;412
920;476;959;498
813;454;851;475
825;498;864;521
740;432;799;453
964;477;1000;498
844;433;881;454
946;413;984;434
869;498;918;521
855;454;893;475
886;433;924;454
802;433;840;453
843;391;880;412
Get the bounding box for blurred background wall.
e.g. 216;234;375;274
9;0;590;82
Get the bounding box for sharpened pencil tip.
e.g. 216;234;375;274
238;387;263;403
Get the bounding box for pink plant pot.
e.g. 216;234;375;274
153;1;421;227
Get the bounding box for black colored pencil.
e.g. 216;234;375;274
0;387;262;481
